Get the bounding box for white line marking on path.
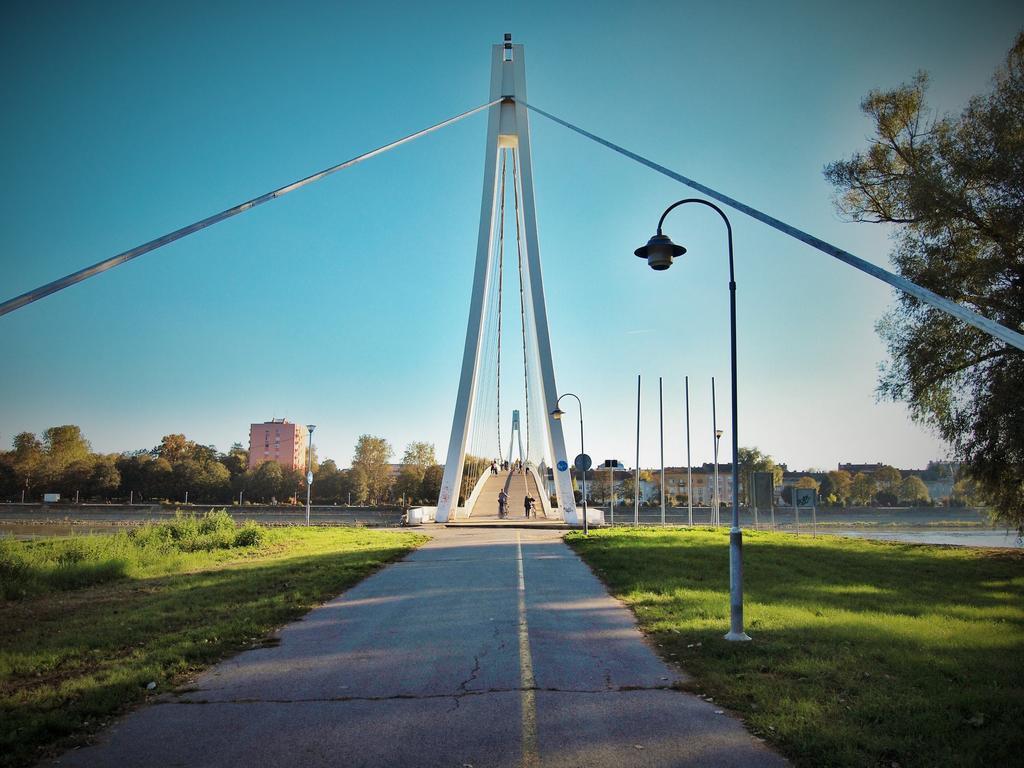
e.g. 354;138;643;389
516;532;539;768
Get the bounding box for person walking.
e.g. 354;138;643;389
524;493;535;519
498;489;508;519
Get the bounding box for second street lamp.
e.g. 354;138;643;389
551;393;587;534
634;198;751;642
305;424;316;526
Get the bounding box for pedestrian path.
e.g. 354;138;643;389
469;469;547;522
54;528;786;767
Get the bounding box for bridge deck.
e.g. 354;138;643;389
467;469;548;521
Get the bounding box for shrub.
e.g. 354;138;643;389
233;522;266;547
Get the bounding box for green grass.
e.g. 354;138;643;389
0;519;426;768
566;527;1024;768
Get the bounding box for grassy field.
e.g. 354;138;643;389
566;527;1024;768
0;513;425;768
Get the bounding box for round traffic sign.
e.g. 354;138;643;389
556;460;569;472
574;453;592;472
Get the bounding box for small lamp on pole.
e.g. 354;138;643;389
305;425;316;526
551;393;587;534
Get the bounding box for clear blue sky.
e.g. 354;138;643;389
1;1;1020;471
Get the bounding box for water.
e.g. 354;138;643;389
830;528;1022;548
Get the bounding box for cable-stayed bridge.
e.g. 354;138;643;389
2;34;1022;529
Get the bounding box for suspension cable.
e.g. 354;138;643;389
0;98;504;318
522;100;1024;353
512;150;532;462
496;151;506;458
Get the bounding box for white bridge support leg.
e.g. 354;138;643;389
437;38;578;525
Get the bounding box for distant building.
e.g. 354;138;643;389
248;419;309;471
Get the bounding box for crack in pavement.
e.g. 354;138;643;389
449;653;483;712
167;684;682;706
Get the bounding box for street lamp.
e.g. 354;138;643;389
714;428;723;527
551;393;587;534
305;425;316;526
634;198;751;642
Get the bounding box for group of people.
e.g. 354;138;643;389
489;459;524;475
497;488;537;519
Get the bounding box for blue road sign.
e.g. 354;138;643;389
557;460;569;472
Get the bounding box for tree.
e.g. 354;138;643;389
352;435;393;504
394;442;437;503
11;432;45;498
89;456;121;499
219;443;249;479
280;467;304;503
898;475;930;504
825;34;1024;530
42;425;91;480
616;471;653;503
312;459;344;503
419;464;443;503
153;434;196;464
850;472;877;505
823;470;853;506
251;460;284;502
874;465;902;492
737;447;783;505
344;466;368;505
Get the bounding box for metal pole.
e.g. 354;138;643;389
723;217;750;641
685;376;692;526
712;377;719;527
185;490;188;505
239;490;243;506
580;410;588;535
609;464;615;526
659;376;665;525
129;490;133;505
645;198;748;640
635;374;641;527
305;426;315;526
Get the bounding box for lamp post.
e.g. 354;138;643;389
634;198;750;642
551;393;587;534
305;425;316;526
714;427;723;527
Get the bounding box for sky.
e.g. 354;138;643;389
1;0;1021;472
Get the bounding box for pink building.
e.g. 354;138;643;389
248;419;309;472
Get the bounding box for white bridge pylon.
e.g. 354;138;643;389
436;39;578;524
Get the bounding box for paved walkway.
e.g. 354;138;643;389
54;528;786;767
467;469;546;521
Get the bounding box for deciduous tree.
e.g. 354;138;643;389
826;34;1024;529
352;435;393;504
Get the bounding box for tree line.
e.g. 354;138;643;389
0;426;443;507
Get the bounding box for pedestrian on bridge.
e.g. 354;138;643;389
498;489;508;519
524;493;536;519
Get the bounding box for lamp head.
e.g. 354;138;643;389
307;424;316;434
715;429;723;439
550;407;566;421
634;233;686;271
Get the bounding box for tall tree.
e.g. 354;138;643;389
42;425;90;480
394;442;437;503
11;432;45;498
736;447;784;505
850;473;877;505
153;434;196;464
352;435;393;504
824;469;853;506
874;465;902;492
898;475;930;504
419;465;443;503
825;34;1024;529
